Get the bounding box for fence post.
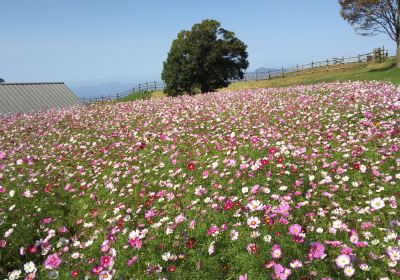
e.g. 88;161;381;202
146;82;149;91
282;67;284;78
268;69;271;80
154;81;157;90
311;61;314;72
101;95;104;101
138;83;141;92
116;93;119;101
255;69;258;81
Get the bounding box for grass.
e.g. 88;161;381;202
118;91;153;102
223;57;400;91
118;90;167;102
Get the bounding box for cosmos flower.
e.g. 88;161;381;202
44;253;61;269
370;197;385;210
336;254;351;268
247;217;261;229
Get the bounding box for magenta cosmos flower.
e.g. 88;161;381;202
44;253;61;269
100;255;113;267
309;242;326;259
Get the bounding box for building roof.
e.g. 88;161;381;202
0;82;81;115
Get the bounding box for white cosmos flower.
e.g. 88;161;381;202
247;200;263;212
247;216;261;229
9;270;22;280
343;265;355;277
370;197;385;210
162;251;171;261
230;230;239;240
335;254;351;268
263;235;272;243
23;261;36;273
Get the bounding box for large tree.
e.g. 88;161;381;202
339;0;400;67
162;19;248;96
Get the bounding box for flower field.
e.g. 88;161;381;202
0;81;399;279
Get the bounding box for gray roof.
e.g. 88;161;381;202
0;82;81;115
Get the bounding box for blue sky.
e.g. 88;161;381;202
1;0;395;88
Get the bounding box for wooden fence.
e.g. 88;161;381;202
81;47;387;104
80;81;165;104
243;47;387;81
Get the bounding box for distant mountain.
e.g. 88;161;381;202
71;82;134;98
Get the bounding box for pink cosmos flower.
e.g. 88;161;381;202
44;253;61;269
288;224;302;236
360;222;373;230
100;255;113;267
309;242;326;259
0;240;6;248
127;255;139;267
275;204;290;217
189;220;196;229
129;237;142;249
246;243;257;254
207;225;219;236
341;247;353;255
289;259;302;269
239;274;248;280
271;244;282;259
208;241;215;255
91;265;104;275
272;263;291;280
0;151;6;160
174;214;186;224
145;210;155;220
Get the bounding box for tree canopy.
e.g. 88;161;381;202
339;0;400;67
162;19;249;96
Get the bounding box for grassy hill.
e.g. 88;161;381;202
118;57;399;100
223;57;400;91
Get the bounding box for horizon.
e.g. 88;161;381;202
1;0;395;96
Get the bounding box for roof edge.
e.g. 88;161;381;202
0;82;65;86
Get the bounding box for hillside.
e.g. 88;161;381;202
120;57;399;101
223;57;400;91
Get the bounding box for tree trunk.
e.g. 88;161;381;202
397;39;400;67
398;0;400;67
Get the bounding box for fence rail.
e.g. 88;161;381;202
81;47;387;104
80;81;165;104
